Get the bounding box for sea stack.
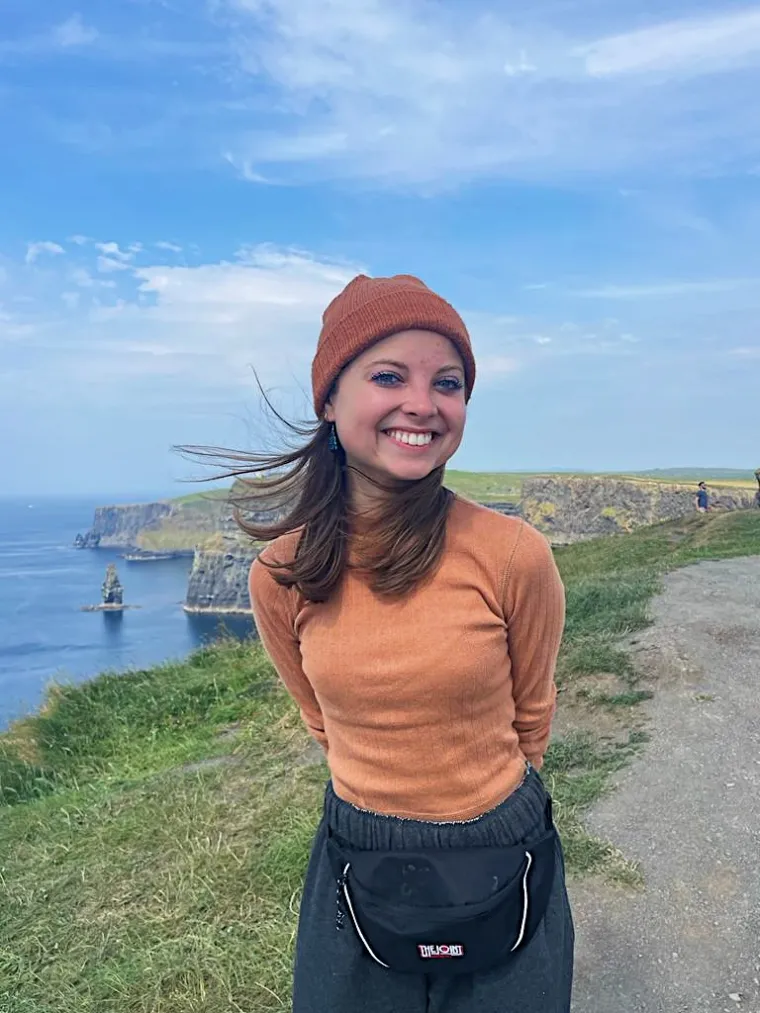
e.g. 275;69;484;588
81;563;138;611
102;563;124;606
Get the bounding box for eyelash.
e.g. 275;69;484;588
370;371;464;392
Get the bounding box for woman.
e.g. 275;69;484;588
243;273;574;1012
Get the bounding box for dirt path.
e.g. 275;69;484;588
569;556;760;1013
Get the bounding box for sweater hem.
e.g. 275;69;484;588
331;759;530;824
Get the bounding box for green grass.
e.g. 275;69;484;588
443;470;530;500
626;467;757;485
170;488;232;505
1;509;759;1011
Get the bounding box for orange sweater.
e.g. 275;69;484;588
248;497;565;822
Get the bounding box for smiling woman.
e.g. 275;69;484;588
178;272;573;1013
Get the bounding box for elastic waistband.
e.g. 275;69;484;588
323;766;549;851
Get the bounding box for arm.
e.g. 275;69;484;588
248;557;328;753
502;522;566;770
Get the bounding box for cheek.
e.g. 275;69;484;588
334;390;385;440
445;400;467;437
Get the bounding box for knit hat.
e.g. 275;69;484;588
311;273;476;416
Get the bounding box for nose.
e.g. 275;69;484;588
401;380;438;418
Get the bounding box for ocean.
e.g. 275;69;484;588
0;496;254;732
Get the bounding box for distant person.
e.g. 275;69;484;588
695;481;709;513
212;274;574;1012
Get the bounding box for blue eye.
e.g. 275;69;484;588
436;377;464;392
371;371;402;386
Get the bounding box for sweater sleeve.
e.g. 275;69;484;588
502;521;565;770
248;556;328;753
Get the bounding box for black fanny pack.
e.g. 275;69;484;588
326;796;558;976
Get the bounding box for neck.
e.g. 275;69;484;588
346;468;396;516
344;462;446;516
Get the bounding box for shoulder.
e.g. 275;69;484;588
254;527;302;568
447;495;556;575
447;496;528;549
248;528;302;601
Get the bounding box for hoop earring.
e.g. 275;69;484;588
328;423;339;452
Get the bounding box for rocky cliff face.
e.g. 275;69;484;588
521;476;757;544
75;502;173;549
184;544;260;614
75;495;285;553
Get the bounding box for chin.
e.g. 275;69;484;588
382;458;442;483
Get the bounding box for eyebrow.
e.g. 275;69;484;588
367;359;464;374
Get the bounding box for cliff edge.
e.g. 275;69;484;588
522;475;756;544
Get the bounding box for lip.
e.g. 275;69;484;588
382;427;441;436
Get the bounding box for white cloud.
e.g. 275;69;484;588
220;0;760;185
729;345;760;358
97;255;132;273
155;241;183;253
26;241;65;264
71;267;117;289
53;15;99;49
95;241;133;261
68;234;91;245
132;246;360;319
26;246;365;394
13;243;555;401
583;8;760;78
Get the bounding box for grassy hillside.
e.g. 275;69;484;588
443;469;528;500
628;467;756;483
171;487;232;505
2;510;759;1011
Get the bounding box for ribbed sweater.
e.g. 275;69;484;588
248;497;565;822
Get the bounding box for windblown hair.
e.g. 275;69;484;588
176;400;453;604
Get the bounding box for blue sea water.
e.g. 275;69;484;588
0;496;254;732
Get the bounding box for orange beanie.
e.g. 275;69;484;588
311;274;476;416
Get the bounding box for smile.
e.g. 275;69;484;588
383;429;436;448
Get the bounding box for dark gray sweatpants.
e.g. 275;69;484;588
292;768;574;1013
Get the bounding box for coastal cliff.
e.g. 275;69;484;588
74;502;173;549
75;490;284;554
522;475;756;544
75;496;234;552
75;475;757;614
184;545;260;614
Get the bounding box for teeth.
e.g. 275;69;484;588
387;429;433;446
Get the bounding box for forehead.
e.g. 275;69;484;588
356;329;463;366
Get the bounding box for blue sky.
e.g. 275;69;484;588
2;0;759;496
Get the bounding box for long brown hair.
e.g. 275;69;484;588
177;395;453;603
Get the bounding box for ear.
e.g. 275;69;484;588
323;383;337;422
